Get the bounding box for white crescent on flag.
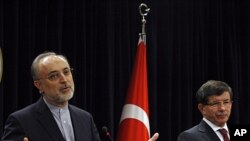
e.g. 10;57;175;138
119;104;150;137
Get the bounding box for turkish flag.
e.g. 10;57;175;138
116;38;150;141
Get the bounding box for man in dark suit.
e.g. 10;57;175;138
177;80;233;141
1;52;100;141
1;51;159;141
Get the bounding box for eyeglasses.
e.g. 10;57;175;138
37;68;73;81
206;100;233;108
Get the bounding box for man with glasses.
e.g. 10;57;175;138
177;80;233;141
1;52;159;141
1;52;101;141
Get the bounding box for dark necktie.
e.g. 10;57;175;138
218;128;230;141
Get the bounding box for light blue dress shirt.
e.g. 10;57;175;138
44;98;75;141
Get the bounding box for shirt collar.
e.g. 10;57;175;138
43;97;69;112
203;117;229;132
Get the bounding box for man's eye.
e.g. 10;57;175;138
63;70;70;75
223;101;230;105
212;102;220;106
48;74;58;80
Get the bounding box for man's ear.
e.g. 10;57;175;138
198;103;205;114
34;80;43;93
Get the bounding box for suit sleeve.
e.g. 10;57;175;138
1;114;27;141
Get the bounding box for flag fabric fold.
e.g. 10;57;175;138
116;37;150;141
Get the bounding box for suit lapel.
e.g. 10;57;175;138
69;105;83;141
199;120;221;141
34;98;65;141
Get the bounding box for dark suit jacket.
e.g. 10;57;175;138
1;97;101;141
177;120;221;141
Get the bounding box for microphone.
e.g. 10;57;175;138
102;126;113;141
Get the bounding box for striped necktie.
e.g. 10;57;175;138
218;128;230;141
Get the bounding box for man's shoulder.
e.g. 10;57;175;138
8;98;47;119
182;124;200;134
182;120;210;134
4;102;39;127
178;120;206;139
178;120;220;141
178;124;206;141
10;102;37;117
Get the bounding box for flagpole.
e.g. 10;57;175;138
139;3;150;42
116;3;151;141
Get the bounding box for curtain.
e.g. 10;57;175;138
1;0;250;140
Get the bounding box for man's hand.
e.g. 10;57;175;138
148;132;159;141
23;137;29;141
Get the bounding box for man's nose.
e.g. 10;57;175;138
59;73;68;82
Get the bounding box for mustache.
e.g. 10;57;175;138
60;84;72;90
216;112;227;116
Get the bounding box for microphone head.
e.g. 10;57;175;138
102;126;108;133
102;126;113;141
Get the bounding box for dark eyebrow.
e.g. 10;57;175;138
210;99;231;103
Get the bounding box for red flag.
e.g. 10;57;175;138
116;38;150;141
